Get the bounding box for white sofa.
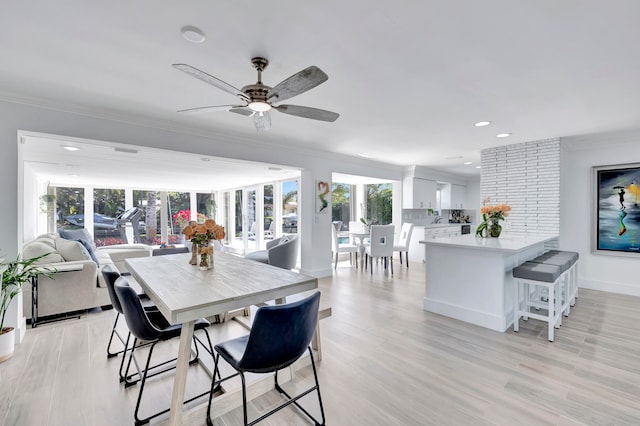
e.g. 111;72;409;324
21;232;152;318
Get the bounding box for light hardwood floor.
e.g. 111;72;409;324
1;258;640;425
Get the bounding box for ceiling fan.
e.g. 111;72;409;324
173;57;340;131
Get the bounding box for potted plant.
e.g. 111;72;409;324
1;254;55;362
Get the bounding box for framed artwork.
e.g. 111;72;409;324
593;163;640;255
316;180;330;214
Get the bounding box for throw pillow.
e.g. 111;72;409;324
22;241;65;264
59;228;99;264
59;228;96;250
55;237;93;263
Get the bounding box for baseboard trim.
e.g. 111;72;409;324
579;278;640;297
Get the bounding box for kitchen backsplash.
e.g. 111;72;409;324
402;209;474;225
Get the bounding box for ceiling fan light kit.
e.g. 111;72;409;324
173;57;339;131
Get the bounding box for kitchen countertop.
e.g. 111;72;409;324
420;233;557;252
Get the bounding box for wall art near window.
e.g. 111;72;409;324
593;163;640;255
316;181;330;214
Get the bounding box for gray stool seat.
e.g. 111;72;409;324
513;261;562;282
540;250;579;265
530;255;572;272
537;250;580;307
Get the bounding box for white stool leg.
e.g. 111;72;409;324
513;280;520;332
547;281;555;342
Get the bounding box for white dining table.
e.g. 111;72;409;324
349;231;369;267
125;251;318;426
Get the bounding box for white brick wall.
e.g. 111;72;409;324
480;138;560;247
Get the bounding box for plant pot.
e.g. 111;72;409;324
0;327;16;363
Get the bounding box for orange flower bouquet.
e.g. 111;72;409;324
182;219;225;269
476;201;511;238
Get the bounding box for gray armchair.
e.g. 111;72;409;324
244;235;299;270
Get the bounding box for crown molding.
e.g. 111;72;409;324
561;127;640;150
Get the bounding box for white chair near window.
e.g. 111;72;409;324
393;223;414;268
331;224;359;269
364;224;395;275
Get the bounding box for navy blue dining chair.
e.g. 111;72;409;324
206;291;325;426
114;278;215;426
102;265;160;383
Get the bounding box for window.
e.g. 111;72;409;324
133;190;157;244
331;182;351;231
233;190;243;248
222;191;231;245
197;193;217;221
93;188;125;246
167;192;190;237
282;180;298;234
54;186;85;233
264;184;274;239
366;183;392;225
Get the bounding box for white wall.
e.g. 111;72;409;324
465;178;480;226
561;131;640;296
0;99;403;277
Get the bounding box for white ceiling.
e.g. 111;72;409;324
4;1;640;180
21;134;302;191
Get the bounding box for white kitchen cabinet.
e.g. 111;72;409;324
441;184;467;210
403;177;437;209
451;184;466;209
409;225;461;263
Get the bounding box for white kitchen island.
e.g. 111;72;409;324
420;233;557;332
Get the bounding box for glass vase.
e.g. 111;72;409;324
488;219;502;238
198;242;214;270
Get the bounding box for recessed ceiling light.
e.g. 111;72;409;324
496;133;511;138
358;153;374;158
474;121;491;127
268;166;282;171
463;161;472;165
476;166;481;169
63;146;80;151
201;157;211;162
181;26;206;43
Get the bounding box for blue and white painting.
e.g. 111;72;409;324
597;166;640;253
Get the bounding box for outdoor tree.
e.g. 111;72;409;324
366;184;392;224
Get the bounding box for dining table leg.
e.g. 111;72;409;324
168;320;196;426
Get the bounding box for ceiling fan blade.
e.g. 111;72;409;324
267;66;328;103
173;63;250;101
229;107;254;117
253;111;272;132
275;104;339;122
177;105;245;114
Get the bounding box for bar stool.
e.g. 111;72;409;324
513;261;564;342
535;251;579;307
529;255;573;316
544;250;579;305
